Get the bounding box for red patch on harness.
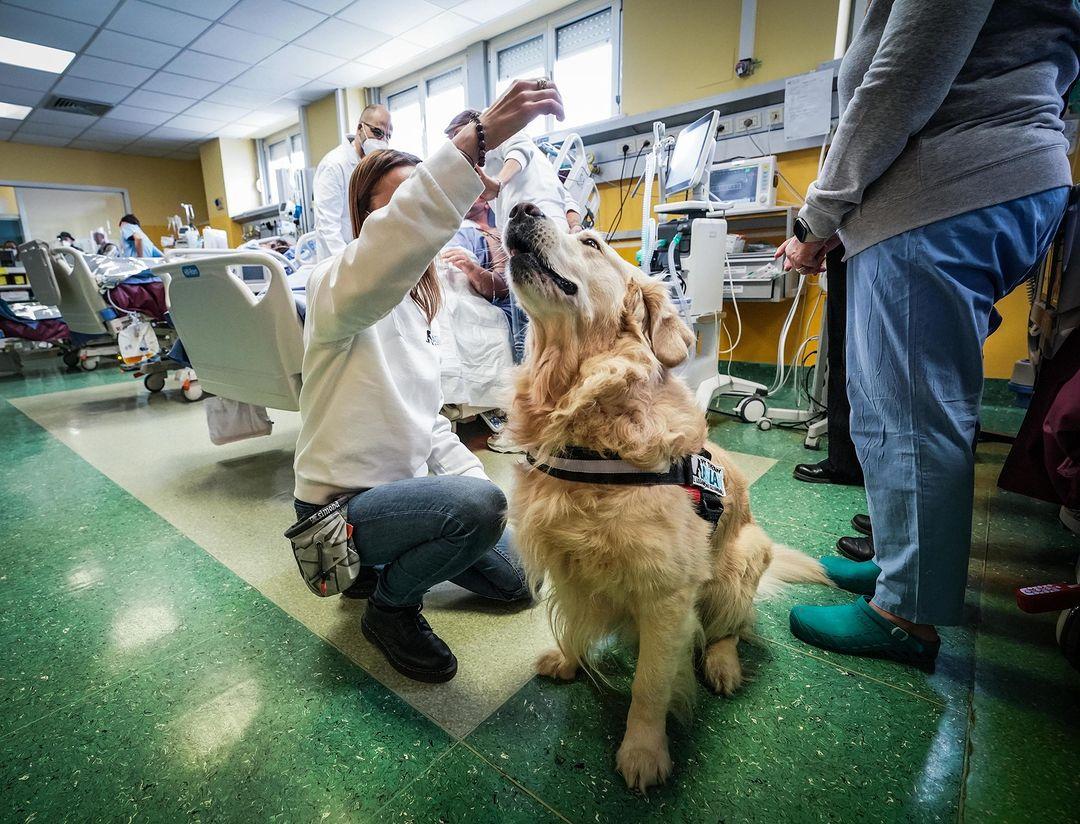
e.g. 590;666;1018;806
683;486;702;504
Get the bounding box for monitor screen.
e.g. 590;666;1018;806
240;265;267;283
665;112;717;197
710;166;759;205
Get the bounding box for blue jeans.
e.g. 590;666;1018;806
495;294;528;365
846;187;1068;625
294;475;528;607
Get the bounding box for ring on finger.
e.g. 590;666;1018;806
536;78;548;90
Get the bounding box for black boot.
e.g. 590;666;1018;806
341;566;380;599
851;514;872;537
793;460;864;486
361;601;457;683
836;535;875;562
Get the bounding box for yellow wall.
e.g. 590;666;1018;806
621;0;839;115
344;87;369;138
0;186;18;215
0;143;204;247
305;93;342;167
198;138;260;246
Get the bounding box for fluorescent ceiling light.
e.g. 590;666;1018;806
0;35;75;74
0;101;33;120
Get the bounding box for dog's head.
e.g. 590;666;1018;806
504;203;693;370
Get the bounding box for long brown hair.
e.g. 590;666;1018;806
348;149;441;323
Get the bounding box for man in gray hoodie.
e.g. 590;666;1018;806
781;0;1079;668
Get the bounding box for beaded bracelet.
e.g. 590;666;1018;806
468;112;487;167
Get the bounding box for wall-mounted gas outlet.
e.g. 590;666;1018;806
734;111;762;133
716;116;735;138
766;105;784;127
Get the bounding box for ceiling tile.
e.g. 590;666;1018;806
0;83;46;108
5;0;120;26
0;117;28;131
66;55;155;88
141;72;219;99
183;100;250;121
256;45;345;80
293;79;338;102
163;114;221;133
141;0;239;20
402;10;475;48
23;108;99;129
189;24;284;64
123;89;196;113
103;103;175;125
0;63;59;93
427;0;465;6
213;123;259;138
358;37;428;70
10;133;73;147
83;118;155;137
86;31;181;69
294;17;388;59
221;0;324;40
106;0;211;48
148;125;210;141
53;76;133;105
318;61;379;88
69;137;132;152
454;0;531;23
339;0;441;37
206;84;281;107
0;5;97;52
290;0;351;11
164;50;247;83
237;109;290;128
230;65;309;95
17;121;87;139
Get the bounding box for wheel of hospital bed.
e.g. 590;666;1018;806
183;380;203;402
62;350;80;369
80;356;99;371
144;372;166;393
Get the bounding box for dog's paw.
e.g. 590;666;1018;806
702;640;743;697
535;648;578;680
616;736;673;792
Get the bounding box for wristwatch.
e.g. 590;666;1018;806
793;216;822;243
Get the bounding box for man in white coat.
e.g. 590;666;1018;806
312;104;393;261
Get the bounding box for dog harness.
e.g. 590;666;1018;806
525;447;726;529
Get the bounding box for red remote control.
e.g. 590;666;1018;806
1015;583;1080;613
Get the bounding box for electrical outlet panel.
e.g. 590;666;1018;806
716;116;735;138
766;105;784;127
734;111;762;133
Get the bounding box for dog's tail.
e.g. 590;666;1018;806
756;544;834;599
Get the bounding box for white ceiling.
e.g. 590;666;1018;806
0;0;563;160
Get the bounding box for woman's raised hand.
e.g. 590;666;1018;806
451;79;564;164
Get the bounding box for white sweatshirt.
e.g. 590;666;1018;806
487;131;579;232
312;139;361;262
293;141;487;504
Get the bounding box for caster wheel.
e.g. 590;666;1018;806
736;396;767;424
757;417;773;431
80;357;99;371
1057;607;1080;673
62;350;80;369
144;372;166;393
805;437;821;450
183;380;203;401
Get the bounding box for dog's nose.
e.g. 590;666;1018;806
510;202;544;220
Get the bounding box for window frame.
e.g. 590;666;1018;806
380;54;470;158
257;124;304;207
487;1;621;136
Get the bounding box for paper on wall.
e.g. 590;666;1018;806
785;68;834;143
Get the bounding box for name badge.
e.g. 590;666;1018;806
181;264;200;278
690;455;726;497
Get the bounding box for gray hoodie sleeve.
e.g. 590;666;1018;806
799;0;995;238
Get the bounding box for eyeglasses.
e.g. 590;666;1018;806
361;121;390;141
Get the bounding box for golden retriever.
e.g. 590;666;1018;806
503;203;831;791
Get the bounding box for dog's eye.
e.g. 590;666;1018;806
580;237;601;250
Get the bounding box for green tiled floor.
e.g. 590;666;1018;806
1;354;1077;823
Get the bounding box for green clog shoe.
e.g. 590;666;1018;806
819;556;881;596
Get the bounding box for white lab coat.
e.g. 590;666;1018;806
486;132;579;231
312;139;362;262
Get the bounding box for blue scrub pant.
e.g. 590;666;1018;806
846;187;1069;626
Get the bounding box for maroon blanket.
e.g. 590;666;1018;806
999;330;1080;508
109;280;168;322
0;317;69;343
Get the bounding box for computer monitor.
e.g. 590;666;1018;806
708;155;777;213
664;110;719;199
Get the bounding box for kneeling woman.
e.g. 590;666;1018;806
292;81;563;684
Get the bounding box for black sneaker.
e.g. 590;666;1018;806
361;601;458;683
341;566;380;599
851;514;872;536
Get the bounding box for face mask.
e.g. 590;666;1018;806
59;239;72;247
362;138;389;155
120;223;136;239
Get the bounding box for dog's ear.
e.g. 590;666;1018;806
633;278;694;368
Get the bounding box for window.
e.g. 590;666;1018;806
490;4;618;135
384;63;467;158
262;129;305;205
